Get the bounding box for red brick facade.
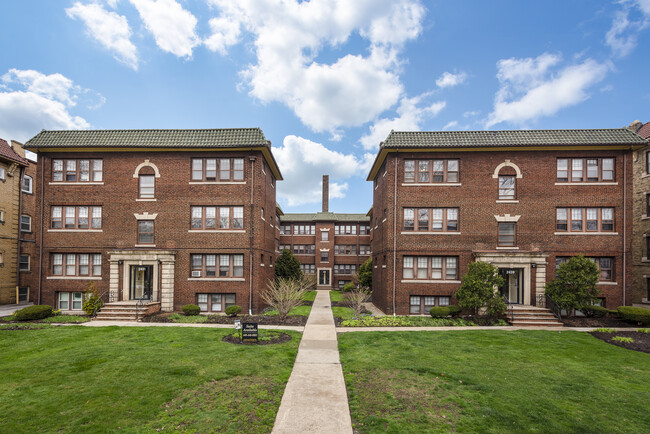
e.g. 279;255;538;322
367;131;645;315
24;130;281;313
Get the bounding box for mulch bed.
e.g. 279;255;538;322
143;312;308;326
562;316;633;328
221;332;292;345
590;331;650;353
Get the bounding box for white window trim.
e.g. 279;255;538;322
133;212;158;220
21;215;32;232
492;160;523;179
554;232;619;236
22;176;33;193
401;183;462;187
494;214;521;222
132;159;161;178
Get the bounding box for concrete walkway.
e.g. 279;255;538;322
0;303;32;317
272;290;353;434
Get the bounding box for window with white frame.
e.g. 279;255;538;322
191;158;244;181
58;291;84;311
403;208;459;232
190;254;243;278
0;166;5;180
52;159;103;182
139;174;155;198
557;158;614;182
556;207;614;232
51;253;102;276
404;159;459;183
22;175;33;193
498;223;516;246
191;206;244;230
51;206;102;229
21;215;31;232
196;293;236;312
300;264;316;274
403;256;458;280
409;295;452;314
498;175;515;199
19;254;30;271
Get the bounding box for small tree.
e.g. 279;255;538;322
357;258;372;289
274;249;303;281
545;255;600;315
261;277;306;321
82;281;104;316
344;288;370;318
456;261;506;317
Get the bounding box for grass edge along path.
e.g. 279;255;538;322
339;330;650;433
0;325;301;433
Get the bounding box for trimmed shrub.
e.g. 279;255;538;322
342;282;356;292
182;304;201;316
583;305;609;318
448;305;462;317
430;306;451;318
225;305;242;317
617;306;650;325
13;305;53;321
82;281;104;316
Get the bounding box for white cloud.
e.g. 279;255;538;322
0;69;94;142
463;110;479;118
274;135;374;206
442;121;458;130
359;94;445;150
130;0;200;58
435;71;467;88
605;0;650;58
485;53;608;128
206;0;425;136
66;2;138;70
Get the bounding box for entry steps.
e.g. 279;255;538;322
94;301;160;321
507;305;563;327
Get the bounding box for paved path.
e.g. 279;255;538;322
0;303;32;317
272;290;353;434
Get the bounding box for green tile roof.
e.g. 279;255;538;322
381;128;648;148
281;212;370;222
24;128;269;149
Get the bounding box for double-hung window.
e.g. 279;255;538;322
22;175;33;193
58;292;83;311
191;206;244;230
52;159;103;182
409;296;451;314
21;215;31;232
556;207;614;233
498;223;516;246
498;175;515;199
403;208;459;232
196;294;236;312
138;221;154;244
51;206;102;229
557;158;615;182
191;158;244;181
404;159;459;183
51;253;102;276
139;175;155;198
402;256;458;280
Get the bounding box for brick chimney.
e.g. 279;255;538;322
322;175;329;212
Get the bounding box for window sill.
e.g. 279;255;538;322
47;276;102;280
48;229;103;233
401;279;461;284
295;253;315;256
554;182;618;186
187;277;245;282
554;232;618;236
260;264;265;267
400;231;461;235
49;182;105;185
642;215;650;220
134;244;156;247
136;198;157;202
188;181;246;185
188;229;246;233
496;200;519;203
496;246;519;250
597;281;618;286
401;183;462;187
642;173;650;179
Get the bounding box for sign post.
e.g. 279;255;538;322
241;322;258;343
234;319;242;341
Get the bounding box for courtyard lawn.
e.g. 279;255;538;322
303;290;317;302
332;306;355;320
330;290;343;302
0;326;300;433
339;330;650;433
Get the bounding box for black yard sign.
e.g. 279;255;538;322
241;323;258;343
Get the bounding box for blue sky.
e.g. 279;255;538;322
1;1;649;213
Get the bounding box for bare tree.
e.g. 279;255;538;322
345;288;370;318
299;274;317;292
261;277;307;321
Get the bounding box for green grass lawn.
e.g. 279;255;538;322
332;306;355;320
0;326;300;432
339;330;650;433
303;290;317;302
330;290;343;302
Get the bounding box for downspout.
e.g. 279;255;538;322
38;154;44;305
623;152;627;305
249;155;256;315
16;165;24;304
393;153;398;316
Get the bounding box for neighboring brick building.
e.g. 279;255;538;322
23;129;282;315
366;129;648;315
279;176;371;289
630;120;650;307
0;139;33;305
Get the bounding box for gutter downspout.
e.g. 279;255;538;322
623;152;627;305
393;154;398;316
38;154;44;305
249;155;256;315
16;166;24;304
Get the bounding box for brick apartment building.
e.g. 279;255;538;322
367;129;648;315
278;176;371;289
23;129;281;315
0;139;35;305
630;120;650;306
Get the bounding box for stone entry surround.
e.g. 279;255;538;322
473;251;548;306
108;250;176;311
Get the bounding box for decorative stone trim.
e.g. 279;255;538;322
492;160;523;179
133;159;161;178
494;214;520;222
134;212;157;220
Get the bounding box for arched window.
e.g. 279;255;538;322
132;160;160;199
493;160;522;201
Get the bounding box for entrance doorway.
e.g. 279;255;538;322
318;269;331;286
499;268;524;304
130;265;153;300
